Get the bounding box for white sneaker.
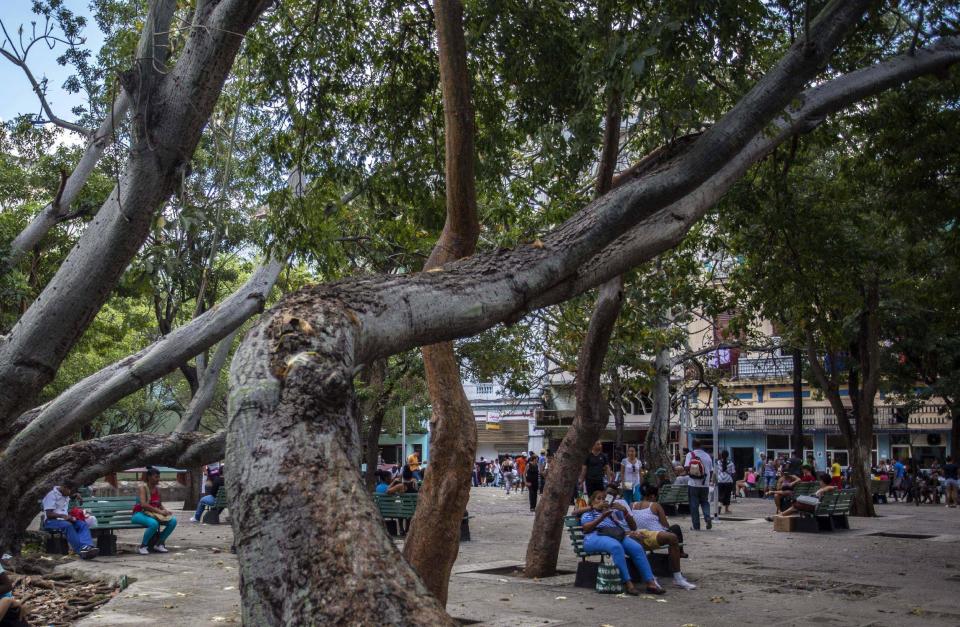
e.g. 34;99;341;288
155;544;168;553
137;546;149;555
189;516;200;523
674;576;697;590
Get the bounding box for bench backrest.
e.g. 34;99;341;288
82;499;139;527
870;479;890;494
564;515;589;558
658;484;687;504
213;486;228;508
373;493;418;518
793;481;818;496
813;489;856;516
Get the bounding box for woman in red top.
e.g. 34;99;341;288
131;466;177;555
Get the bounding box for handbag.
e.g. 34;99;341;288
595;563;623;594
145;510;173;523
596;526;626;542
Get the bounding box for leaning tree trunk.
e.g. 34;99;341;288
402;0;480;606
950;403;959;463
182;466;203;511
227;315;455;625
645;345;675;475
609;368;625;452
524;278;624;577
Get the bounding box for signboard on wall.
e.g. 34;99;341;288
485;411;501;430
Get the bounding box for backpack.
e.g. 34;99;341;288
688;453;705;479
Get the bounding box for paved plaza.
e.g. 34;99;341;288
53;488;960;626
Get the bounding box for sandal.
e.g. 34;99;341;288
624;585;640;596
646;584;666;595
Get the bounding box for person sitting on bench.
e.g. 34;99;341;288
737;469;757;498
42;479;98;559
376;470;407;494
768;473;836;519
628;486;696;590
765;469;808;514
190;467;225;523
579;490;665;596
132;466;177;555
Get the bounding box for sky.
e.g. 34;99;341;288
0;0;105;124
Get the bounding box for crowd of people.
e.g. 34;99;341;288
473;451;550;511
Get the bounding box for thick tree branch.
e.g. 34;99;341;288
0;0;273;424
0;258;282;477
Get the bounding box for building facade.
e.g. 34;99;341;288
684;321;953;475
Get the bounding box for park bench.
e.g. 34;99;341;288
43;497;144;556
657;484;689;514
202;486;229;524
795;489;856;533
372;493;472;541
564;515;675;588
871;479;890;504
792;481;819;496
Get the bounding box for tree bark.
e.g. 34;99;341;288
226;317;455;625
524;277;624;577
645;346;675;474
402;0;480;607
609;368;625;452
792;347;804;459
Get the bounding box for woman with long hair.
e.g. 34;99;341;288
131;466;178;555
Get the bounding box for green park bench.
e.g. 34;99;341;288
372;493;472;541
43;497;144;556
795;489;856;532
870;479;890;504
657;484;689;514
564;515;676;589
202;486;229;525
792;481;819;496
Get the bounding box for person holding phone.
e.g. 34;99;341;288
579;491;665;596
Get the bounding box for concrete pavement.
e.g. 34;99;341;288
48;490;960;626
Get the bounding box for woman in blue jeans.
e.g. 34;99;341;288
580;491;665;595
131;466;177;555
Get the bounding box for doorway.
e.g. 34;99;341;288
732;447;754;479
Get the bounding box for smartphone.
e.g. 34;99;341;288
604;494;614;505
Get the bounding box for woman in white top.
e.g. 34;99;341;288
620;446;643;504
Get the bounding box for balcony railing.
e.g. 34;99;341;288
692;405;949;432
729;356;794;381
534;408;679;430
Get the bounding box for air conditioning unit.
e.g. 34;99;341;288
928;433;942;446
737;411;749;421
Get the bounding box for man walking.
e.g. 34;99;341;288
684;440;713;531
579;441;613;496
501;456;516;495
943;456;958;508
525;453;540;512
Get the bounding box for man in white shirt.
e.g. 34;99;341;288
42;479;98;559
684;440;714;531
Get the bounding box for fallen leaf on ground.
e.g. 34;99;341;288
223;586;235;591
497;578;509;583
554;596;567;600
710;595;728;603
656;599;667;603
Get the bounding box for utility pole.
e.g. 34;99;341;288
712;385;720;523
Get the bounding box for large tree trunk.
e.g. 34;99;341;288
524;278;624;577
792;347;804;459
645;346;675;475
950;401;959;462
609;368;625;452
402;0;480;606
227;319;455;625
